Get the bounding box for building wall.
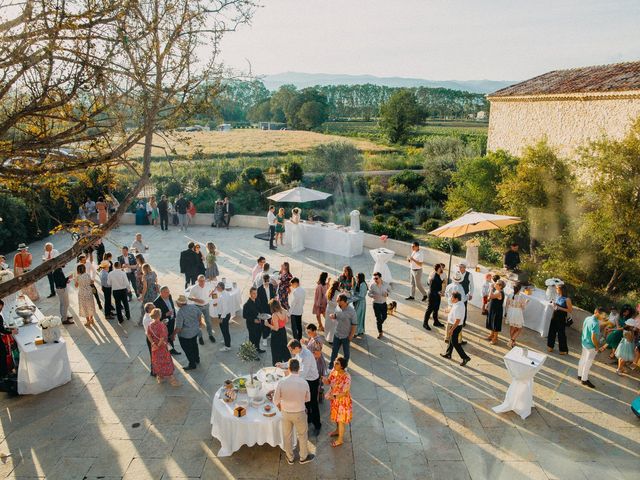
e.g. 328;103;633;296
487;94;640;158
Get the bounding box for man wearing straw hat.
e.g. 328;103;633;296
99;260;115;319
43;242;59;298
174;295;203;370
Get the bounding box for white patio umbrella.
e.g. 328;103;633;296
429;211;522;282
267;186;331;203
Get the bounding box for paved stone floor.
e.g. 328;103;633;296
0;225;638;479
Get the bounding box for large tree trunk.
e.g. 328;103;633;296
0;170;150;299
605;267;620;294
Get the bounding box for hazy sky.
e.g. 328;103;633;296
220;0;640;80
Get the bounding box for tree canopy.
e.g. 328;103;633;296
379;89;424;144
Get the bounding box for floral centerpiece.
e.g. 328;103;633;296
237;341;261;397
38;315;62;343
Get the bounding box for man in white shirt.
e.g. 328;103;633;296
107;262;131;324
213;282;233;351
406;241;428;302
279;339;321;436
43;242;59;298
251;256;266;283
188;274;216;344
130;233;149;253
267;206;277;250
289;278;305;340
253;262;278;289
440;292;471;366
273;359;315;465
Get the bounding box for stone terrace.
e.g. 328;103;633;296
0;225;638;479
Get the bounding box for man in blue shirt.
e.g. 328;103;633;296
578;307;607;389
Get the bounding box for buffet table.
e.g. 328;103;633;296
493;347;547;420
370;248;395;283
185;281;242;318
210;368;287;457
284;220;363;257
466;269;553;336
7;299;72;395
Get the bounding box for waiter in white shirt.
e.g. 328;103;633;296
440;291;471;366
107;262;131;324
188;274;216;344
288;278;306;340
251;256;266;283
213;282;233;351
406;241;428;302
267;206;277;250
43;242;59;298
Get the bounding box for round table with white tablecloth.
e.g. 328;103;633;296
369;248;395;284
6;296;72;395
210;368;288;457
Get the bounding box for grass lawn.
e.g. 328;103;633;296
127;129;392;159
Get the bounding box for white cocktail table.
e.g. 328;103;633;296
369;248;395;283
492;346;547;419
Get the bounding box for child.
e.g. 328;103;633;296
205;242;219;281
481;273;493;315
615;325;635;375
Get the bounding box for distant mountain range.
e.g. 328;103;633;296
261;72;518;94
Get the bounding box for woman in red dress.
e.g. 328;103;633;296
13;244;39;301
323;356;352;447
146;308;179;386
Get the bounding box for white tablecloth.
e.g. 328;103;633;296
185;281;242;318
493;347;547;419
467;269;553;336
8;301;72;395
370;248;395;283
210;374;285;457
284;221;363;257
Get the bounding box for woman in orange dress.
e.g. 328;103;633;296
96;197;108;225
13;244;39;301
323;356;352;447
147;308;179;386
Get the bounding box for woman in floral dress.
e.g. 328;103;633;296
75;264;96;327
277;262;293;310
338;265;355;292
323;356;352;447
205;242;219;281
139;263;159;323
147;308;179;386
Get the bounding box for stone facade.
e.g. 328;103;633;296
487;91;640;158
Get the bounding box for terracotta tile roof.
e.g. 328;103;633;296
488;61;640;97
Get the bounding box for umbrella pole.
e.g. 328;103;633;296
446;239;453;284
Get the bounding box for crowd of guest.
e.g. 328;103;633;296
3;206;640;467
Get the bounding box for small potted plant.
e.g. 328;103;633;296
237;341;261;397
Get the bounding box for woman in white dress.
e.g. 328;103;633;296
505;283;529;348
290;207;304;252
324;281;340;343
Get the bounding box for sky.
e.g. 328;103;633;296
219;0;640;81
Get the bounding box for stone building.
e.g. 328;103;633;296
487;61;640;158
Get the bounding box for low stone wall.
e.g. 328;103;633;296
120;212;589;328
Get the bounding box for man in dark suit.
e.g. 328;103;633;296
153;286;181;355
158;195;169;231
179;242;198;288
243;287;265;353
222;197;234;229
118;246;138;299
256;274;277;345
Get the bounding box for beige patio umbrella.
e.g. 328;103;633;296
267;186;331;203
429;211;522;282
